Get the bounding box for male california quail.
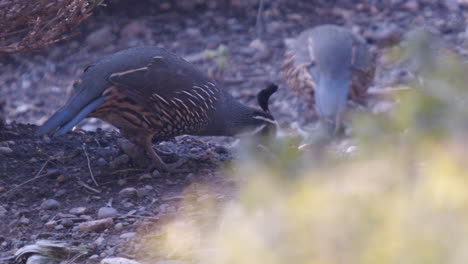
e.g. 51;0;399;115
36;46;277;171
283;24;375;130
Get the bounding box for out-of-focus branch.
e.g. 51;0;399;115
0;0;103;54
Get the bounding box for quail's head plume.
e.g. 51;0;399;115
36;46;277;171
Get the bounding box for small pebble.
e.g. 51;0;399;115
0;206;7;218
56;175;67;183
96;157;107;167
98;207;118;219
190;147;200;153
0;146;13;154
45;221;57;228
155;260;189;264
45;169;60;178
152;169;161;177
214;145;228;154
94;235;105;246
119;187;137;199
40;199;61;210
138;173;152;181
114;223;124;230
69;207;87;215
54;189;67;197
137;185;153;197
110;154;130;169
120;232;136;239
117;179;127;186
60;218;74;227
19;216;30;224
101;257;141;264
79;218;113;233
40;215;50;221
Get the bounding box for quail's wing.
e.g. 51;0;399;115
351;34;375;74
107;56;208;107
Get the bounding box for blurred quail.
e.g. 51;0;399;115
36;46;277;171
283;24;375;130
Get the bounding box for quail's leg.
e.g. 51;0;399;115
119;131;186;172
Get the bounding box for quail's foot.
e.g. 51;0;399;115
144;143;187;172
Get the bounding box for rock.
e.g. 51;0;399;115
96;157;107;167
0;146;13;154
119;187;137;199
249;38;270;61
138;173;152;181
137;185;153;197
186;27;201;37
45;169;60;178
119;232;136;239
40;199;60;210
120;21;149;39
54;189;67;197
402;0;419;11
0;206;7;218
214;145;228;154
56;175;67;183
78;218;113;233
152;169;161;177
19;216;29;224
117;139;147;167
45;220;57;228
190;147;200;153
94;235;105;246
155;261;189;264
86;26;114;49
117;179;127;186
69;207;87;215
114;223;124;230
98;207;118;219
101;257;141;264
110;154;130;169
60;218;74;227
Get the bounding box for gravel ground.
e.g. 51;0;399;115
0;0;466;263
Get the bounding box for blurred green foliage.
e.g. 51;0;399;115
141;31;468;264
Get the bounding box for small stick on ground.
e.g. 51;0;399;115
255;0;265;39
2;159;50;196
76;180;101;194
82;143;99;187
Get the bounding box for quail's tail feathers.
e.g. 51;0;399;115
35;96;105;137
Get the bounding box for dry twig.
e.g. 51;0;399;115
76;180;101;193
82;143;98;186
2;159;50;196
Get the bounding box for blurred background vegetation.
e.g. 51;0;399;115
141;32;468;264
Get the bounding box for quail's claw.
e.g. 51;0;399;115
145;144;186;172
